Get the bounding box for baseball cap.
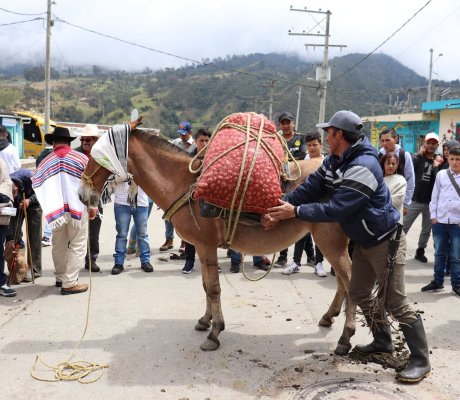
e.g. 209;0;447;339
177;121;192;135
424;132;439;143
278;112;294;123
316;110;363;135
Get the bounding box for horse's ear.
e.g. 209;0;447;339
129;116;143;131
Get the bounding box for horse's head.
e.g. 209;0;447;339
78;116;144;208
78;156;112;207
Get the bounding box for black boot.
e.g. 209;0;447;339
354;320;395;354
414;248;428;263
396;315;431;383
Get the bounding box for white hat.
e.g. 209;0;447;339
424;132;439;143
79;124;100;137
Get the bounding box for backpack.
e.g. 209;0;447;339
378;148;406;177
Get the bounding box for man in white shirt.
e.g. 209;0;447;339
0;125;21;174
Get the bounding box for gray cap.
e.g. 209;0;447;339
316;110;363;135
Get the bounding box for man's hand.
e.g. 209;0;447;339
88;207;98;220
433;155;443;168
19;198;30;209
262;199;296;230
431;218;438;224
403;207;408;216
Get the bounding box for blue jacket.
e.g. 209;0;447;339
285;136;399;248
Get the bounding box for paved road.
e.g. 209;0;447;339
1;205;459;400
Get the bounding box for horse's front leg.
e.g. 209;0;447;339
196;248;224;351
195;276;212;331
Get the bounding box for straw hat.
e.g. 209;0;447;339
79;124;100;137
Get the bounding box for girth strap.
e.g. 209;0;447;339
162;192;192;222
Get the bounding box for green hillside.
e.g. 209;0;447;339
1;52;454;138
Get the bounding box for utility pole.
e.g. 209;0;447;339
295;85;302;128
289;7;346;142
44;0;52;134
268;80;275;120
427;49;443;103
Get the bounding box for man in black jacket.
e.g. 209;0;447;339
263;110;430;383
8;169;42;280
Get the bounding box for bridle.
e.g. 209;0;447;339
81;164;102;191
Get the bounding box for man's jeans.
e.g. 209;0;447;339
432;223;460;288
230;250;262;265
403;201;431;249
164;220;174;240
114;204;150;265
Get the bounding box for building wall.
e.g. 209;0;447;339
438;108;460;143
371;119;439;153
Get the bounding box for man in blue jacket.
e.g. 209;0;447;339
263;110;430;383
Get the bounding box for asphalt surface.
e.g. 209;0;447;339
1;204;459;400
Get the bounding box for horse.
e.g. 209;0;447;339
78;119;356;355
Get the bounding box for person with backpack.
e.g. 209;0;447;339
378;128;415;216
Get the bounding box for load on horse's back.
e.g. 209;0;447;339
78;112;355;355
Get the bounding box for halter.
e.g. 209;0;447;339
81;164;102;191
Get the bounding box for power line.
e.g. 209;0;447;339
0;7;46;16
334;0;432;81
0;17;44;27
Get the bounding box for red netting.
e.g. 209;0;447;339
194;112;285;214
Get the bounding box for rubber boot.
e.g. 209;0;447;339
396;315;431;383
354;314;394;354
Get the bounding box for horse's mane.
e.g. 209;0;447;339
131;129;192;157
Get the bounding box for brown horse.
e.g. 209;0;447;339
78;121;356;355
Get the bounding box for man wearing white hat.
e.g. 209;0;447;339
76;124;102;272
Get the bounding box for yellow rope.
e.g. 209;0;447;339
241;253;276;282
30;204;109;384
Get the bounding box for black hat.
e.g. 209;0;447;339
278;112;294;123
44;126;76;145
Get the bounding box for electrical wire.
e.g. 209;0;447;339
0;7;47;16
0;17;44;27
334;0;432;81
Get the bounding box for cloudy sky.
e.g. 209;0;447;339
1;0;459;81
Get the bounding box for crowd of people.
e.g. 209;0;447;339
0;110;459;383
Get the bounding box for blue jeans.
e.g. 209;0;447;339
129;202;154;241
432;223;460;288
114;204;150;265
165;220;174;240
230;250;263;265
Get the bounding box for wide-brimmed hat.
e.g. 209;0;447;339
79;124;100;138
44;126;76;145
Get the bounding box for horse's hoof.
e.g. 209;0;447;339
200;339;220;351
334;343;351;356
195;322;210;331
319;315;334;327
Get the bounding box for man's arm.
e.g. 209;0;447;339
404;152;415;210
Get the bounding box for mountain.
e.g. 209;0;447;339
1;52;456;137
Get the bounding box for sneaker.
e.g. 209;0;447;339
85;262;101;273
0;284;17;297
314;262;327;277
141;262;154;273
262;256;271;266
41;237;51;247
181;260;194;274
273;257;287;268
282;262;300;275
453;287;460;297
111;264;124;275
421;280;444;292
414;248;428;263
61;283;88;295
253;261;269;272
230;263;240;273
